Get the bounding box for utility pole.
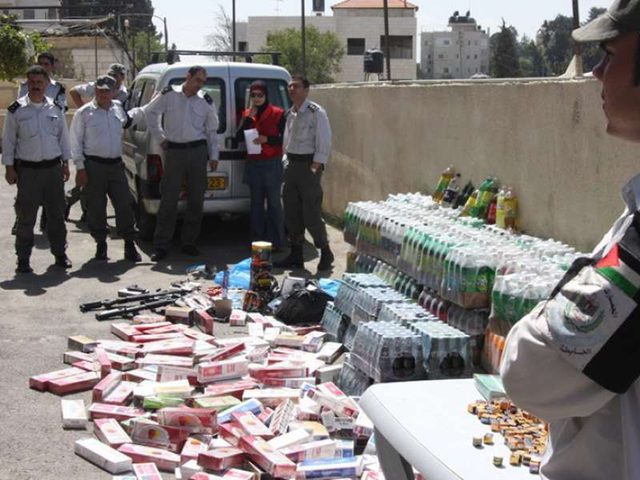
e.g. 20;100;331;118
301;0;306;77
572;0;583;76
232;0;236;62
383;0;391;80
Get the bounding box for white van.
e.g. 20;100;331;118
122;61;292;238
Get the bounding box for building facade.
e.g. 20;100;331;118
240;0;418;83
421;12;490;79
0;0;60;21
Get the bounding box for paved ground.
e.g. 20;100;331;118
0;163;349;480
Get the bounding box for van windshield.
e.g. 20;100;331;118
169;77;226;134
235;78;291;120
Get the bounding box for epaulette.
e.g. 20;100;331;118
308;103;319;112
161;86;173;95
123;111;133;130
53;98;63;112
55;82;66;94
8;101;20;114
202;92;213;105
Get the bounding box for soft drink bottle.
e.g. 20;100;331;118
495;186;507;229
503;186;518;231
440;173;461;207
433;165;455;202
460;189;478;217
486;194;498;224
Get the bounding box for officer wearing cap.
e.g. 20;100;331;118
143;65;219;261
70;75;145;262
501;1;640;478
274;75;334;273
70;63;129;107
2;65;72;274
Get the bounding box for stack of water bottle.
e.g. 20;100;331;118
320;302;349;343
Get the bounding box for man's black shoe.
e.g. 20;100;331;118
181;244;199;256
94;241;108;260
150;248;168;262
16;259;32;274
124;240;142;262
274;246;304;269
317;246;334;271
54;255;72;269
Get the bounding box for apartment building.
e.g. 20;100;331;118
0;0;60;21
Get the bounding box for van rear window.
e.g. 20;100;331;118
169;77;226;134
235;78;291;119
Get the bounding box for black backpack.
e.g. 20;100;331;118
274;281;333;325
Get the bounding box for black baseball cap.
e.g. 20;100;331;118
573;0;640;43
95;75;116;90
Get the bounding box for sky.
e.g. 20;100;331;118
150;0;610;51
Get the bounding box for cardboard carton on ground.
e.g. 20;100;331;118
130;418;191;453
180;459;204;479
89;403;144;421
157;406;218;434
133;462;162;480
94;372;124;402
118;443;181;472
238;435;297;478
68;335;99;353
197;358;249;384
180;437;208;464
154;379;193;398
74;437;132;474
232;411;273;438
49;371;102;395
63;350;94;365
94;418;132;448
204;379;259;399
280;439;336;463
61;398;88;429
197;447;245;470
217;398;263;424
135;354;193;369
29;367;85;391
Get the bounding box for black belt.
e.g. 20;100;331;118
85;154;122;165
167;139;207;149
287;153;314;162
16;157;62;169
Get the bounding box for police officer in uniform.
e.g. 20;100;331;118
2;65;72;274
275;75;334;272
143;65;219;261
70;75;145;262
70;63;129;107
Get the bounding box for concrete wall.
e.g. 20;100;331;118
47;36;130;81
311;78;639;252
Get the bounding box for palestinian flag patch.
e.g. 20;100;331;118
596;243;640;298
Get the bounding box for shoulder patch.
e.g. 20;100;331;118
308;103;319;112
202;92;213;105
161;86;173;95
8;101;20;114
56;82;66;94
53;98;63;112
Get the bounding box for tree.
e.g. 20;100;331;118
61;0;156;34
127;30;164;71
205;5;233;52
518;35;546;77
260;26;344;83
581;7;607;72
537;14;573;75
491;20;520;78
0;14;50;81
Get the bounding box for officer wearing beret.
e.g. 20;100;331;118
70;63;129;107
2;65;72;273
143;65;219;261
70;75;145;262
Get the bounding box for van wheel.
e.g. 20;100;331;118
135;194;156;241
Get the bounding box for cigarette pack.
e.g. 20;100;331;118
164;306;193;325
249;363;309;381
143;323;188;335
316;342;343;363
216;336;269;349
118;443;181;472
232;411;273;438
197;447;245;470
72;360;101;372
269;399;296;436
335;439;354;458
180;459;203;479
68;335;99;353
190;474;224;480
111;323;141;342
132;332;184;344
302;332;326;353
132;313;166;324
123;367;158;383
289;325;323;336
134;321;172;331
157;406;217;434
133;380;159;402
247;323;264;338
103;381;137;405
154;379;193;398
180;437;208;463
49;371;102;395
182;327;216;344
289;421;330;440
106;352;136;371
74;437;132;474
223;469;254;480
318;382;359;414
156;365;196;383
217;398;263;424
257;407;273;425
267;428;312;450
29;367;85;391
239;435;296;478
133;462;162;480
246;346;269;364
314;365;342;385
63;350;94;365
93;371;123;403
98;340;142;359
273;333;304;348
354;410;374;439
202;343;245;363
295;456;361;479
197;358;249;384
305;388;358;418
136;354;193;369
246;312;269;325
94;418;132;448
261;377;315;388
89;402;144;421
204;379;260;399
193;395;240;411
94;348;113;377
141;338;194;356
280;439;336;463
61;398;87;429
242;388;300;408
209;437;232;449
263;327;281;344
194;309;214;334
130;418;190;452
229;310;246;326
219;422;245;446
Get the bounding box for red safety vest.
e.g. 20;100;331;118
241;103;284;160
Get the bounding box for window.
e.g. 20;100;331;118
347;38;365;55
238;41;247;52
234;77;291;128
47;8;57;19
438;54;444;59
380;35;413;59
23;9;35;20
443;39;450;45
125;79;156;131
443;67;449;73
170;77;227;133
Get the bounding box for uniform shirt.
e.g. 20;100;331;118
74;82;129;105
18;78;67;111
501;172;640;480
144;84;219;161
69;100;145;169
283;99;332;164
1;95;71;166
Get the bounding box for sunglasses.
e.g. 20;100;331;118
250;92;265;98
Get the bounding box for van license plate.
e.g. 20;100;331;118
208;176;227;190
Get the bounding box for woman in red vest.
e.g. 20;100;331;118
236;81;286;249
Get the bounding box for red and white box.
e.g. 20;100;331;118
247;323;264;338
204;379;259;399
123;367;158;383
182;328;216;344
267;428;312;451
156;365;196;384
269;399;296;436
133;462;162;480
75;437;132;474
197;358;249;384
194;309;214;335
229;310;247;327
94;347;112;377
242;388;300;408
132;314;167;324
117;443;181;472
49;371;101;395
89;402;144;421
180;437;208;464
105;351;136;371
68;335;99;352
111;323;141;341
71;360;100;372
136;354;193;369
141;338;194;356
280;439;336;463
164;305;193;325
238;435;296;478
97;340;141;358
232;411;273;438
257;407;274;425
219;422;245;446
202;343;245;363
154;379;193;398
223;469;254;480
134;321;172;331
93;371;122;402
197;447;245;470
132;332;185;344
316;342;343;363
94;418;132;448
302;332;326;353
249;363;309;382
29;367;85;391
180;459;203;479
306;387;358;418
63;350;94;365
130;418;190;453
157;406;217;434
61;398;88;429
142;323;188;335
246;345;269;363
190;473;223;480
246;312;269;326
262;377;316;388
103;380;136;405
273;333;305;348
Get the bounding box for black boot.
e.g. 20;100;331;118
11;218;17;236
150;248;168;262
16;258;33;274
54;254;72;269
124;240;142;262
317;245;334;271
94;241;107;260
274;245;304;269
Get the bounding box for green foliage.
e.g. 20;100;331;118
259;26;345;83
538;14;574;75
61;0;156;34
519;35;546;77
0;15;52;81
490;21;520;78
127;30;164;70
